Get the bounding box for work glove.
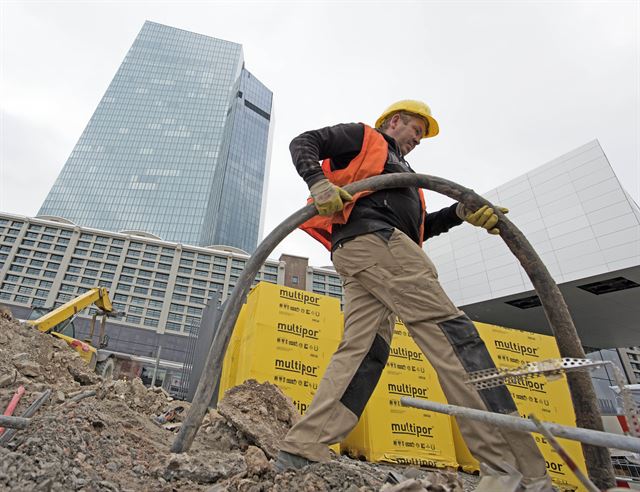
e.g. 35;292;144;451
456;203;509;235
309;178;353;216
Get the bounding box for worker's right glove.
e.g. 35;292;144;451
309;178;353;216
457;204;509;235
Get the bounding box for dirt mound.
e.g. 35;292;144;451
0;315;473;491
217;379;300;458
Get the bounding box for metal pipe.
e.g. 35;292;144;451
0;389;51;446
66;390;97;404
528;414;599;492
151;345;162;387
171;173;613;486
0;385;25;436
0;415;30;430
401;397;640;453
89;312;97;341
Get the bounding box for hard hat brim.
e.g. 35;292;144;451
423;115;439;138
375;111;439;139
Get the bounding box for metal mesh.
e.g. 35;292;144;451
465;358;608;390
174;320;200;400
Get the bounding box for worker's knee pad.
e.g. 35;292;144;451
439;315;517;414
340;334;390;418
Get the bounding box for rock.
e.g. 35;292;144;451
380;479;427;492
236;479;260;492
164;453;237;484
35;478;53;491
206;485;229;492
54;390;66;403
166;453;190;471
217;380;300;459
244;446;270;476
0;368;17;388
98;480;119;491
13;357;41;377
67;365;95;385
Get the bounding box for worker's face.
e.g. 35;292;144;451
385;113;427;156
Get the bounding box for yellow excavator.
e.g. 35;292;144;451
25;287;122;378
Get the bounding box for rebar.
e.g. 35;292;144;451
401;397;640;453
0;389;51;446
529;414;599;492
0;415;30;430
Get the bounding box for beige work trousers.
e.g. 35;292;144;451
280;229;548;481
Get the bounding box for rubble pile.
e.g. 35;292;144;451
217;378;301;458
0;314;473;491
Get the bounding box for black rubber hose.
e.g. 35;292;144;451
171;173;614;488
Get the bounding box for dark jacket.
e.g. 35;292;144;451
290;123;462;249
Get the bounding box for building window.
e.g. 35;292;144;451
292;275;299;285
166;322;181;332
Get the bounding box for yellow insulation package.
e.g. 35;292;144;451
452;322;588;492
219;283;587;490
341;320;458;468
218;282;343;417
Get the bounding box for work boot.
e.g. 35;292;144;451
519;474;556;492
273;450;316;472
475;462;523;492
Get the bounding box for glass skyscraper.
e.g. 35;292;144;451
39;21;273;253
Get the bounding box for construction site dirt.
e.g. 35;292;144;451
0;313;477;491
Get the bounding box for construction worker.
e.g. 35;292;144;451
275;100;553;491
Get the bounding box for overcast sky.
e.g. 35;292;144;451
1;1;638;266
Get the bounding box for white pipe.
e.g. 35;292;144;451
401;397;640;453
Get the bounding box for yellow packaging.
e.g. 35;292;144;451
242;282;343;337
218;302;248;399
341;320;458;468
220;286;586;488
452;322;587;492
218;282;343;454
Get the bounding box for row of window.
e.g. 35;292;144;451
0;217;284;334
2;236;68;252
312;273;342;285
312;283;343;294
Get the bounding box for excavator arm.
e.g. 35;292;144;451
26;287;114;334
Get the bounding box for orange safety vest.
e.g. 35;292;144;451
300;124;426;251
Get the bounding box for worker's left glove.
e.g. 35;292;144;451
456;204;509;235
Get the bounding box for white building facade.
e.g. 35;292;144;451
425;140;639;349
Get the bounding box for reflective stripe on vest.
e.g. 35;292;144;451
300;124;426;251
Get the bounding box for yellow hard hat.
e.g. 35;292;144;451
375;99;439;138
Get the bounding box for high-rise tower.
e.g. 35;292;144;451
39;21;273;253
